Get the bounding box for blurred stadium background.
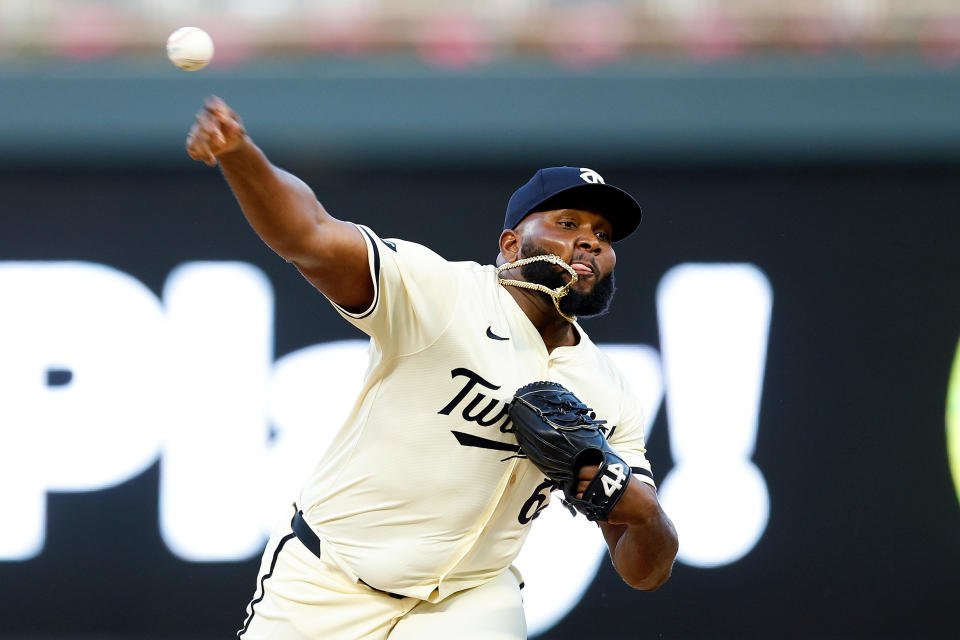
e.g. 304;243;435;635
1;1;959;639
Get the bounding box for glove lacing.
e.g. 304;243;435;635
544;401;606;431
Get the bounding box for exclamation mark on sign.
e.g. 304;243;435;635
656;263;773;568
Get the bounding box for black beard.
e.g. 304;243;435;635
516;240;616;319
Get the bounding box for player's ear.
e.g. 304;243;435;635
499;229;521;261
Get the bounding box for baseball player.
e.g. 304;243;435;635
186;97;678;640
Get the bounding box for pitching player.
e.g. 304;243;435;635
186;97;678;639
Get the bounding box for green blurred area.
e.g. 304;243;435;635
1;56;959;168
949;339;960;508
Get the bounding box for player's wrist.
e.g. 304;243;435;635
217;133;253;159
605;479;660;526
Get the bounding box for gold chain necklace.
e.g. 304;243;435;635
496;254;579;323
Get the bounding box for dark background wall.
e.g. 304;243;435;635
1;59;959;639
2;161;958;639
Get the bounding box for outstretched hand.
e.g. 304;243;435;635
186;96;247;166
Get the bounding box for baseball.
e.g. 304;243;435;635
166;27;214;71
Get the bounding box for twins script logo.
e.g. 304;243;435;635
438;367;616;457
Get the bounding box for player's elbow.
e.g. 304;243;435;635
619;537;678;591
621;560;673;591
628;563;674;591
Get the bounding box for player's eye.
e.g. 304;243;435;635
596;230;611;241
559;220;577;229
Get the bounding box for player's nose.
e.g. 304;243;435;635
576;234;601;254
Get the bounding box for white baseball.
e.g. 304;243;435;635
166;27;214;71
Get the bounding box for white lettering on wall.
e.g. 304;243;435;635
656;263;773;568
160;262;274;561
0;262;167;558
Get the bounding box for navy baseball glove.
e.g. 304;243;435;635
509;381;632;521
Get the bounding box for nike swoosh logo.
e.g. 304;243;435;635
486;326;509;341
452;430;520;453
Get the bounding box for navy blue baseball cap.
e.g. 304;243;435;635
504;167;643;242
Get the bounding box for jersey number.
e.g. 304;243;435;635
518;480;554;524
601;463;627;498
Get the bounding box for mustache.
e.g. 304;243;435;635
519;246;599;281
516;245;585;275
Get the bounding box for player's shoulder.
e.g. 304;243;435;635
447;260;499;286
352;224;431;256
448;259;490;271
362;225;491;279
378;235;436;258
379;236;493;293
368;233;458;276
374;233;479;271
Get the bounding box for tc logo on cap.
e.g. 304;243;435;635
579;168;604;184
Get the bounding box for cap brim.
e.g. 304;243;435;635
528;183;642;241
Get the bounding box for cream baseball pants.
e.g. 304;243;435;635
237;511;527;639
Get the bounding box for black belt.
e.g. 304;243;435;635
291;510;405;600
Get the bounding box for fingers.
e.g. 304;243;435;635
574;464;600;499
200;110;227;147
187;110;225;166
205;95;245;140
185;96;245;166
204;95;229;117
185;125;208;163
185;118;218;166
578;465;599;481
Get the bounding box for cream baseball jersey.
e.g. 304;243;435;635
297;224;655;602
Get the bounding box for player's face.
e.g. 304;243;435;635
516;209;618;318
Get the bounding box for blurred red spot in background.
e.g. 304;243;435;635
548;5;630;68
683;10;745;61
52;3;125;60
417;14;492;69
304;11;379;56
200;18;255;68
922;18;960;67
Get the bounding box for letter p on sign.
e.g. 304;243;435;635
0;262;167;558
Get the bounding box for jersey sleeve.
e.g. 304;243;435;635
607;379;656;490
330;224;460;357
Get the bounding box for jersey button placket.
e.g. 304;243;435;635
545;355;556;378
